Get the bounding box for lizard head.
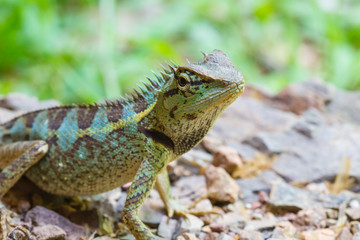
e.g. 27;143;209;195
160;49;244;121
154;49;245;155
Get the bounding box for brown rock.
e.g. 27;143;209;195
201;136;223;153
269;80;332;115
302;229;336;240
212;146;243;174
237;230;263;240
209;223;227;233
205;166;240;203
32;225;66;240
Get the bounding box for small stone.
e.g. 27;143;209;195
351;221;360;234
295;207;327;228
201;136;223;153
325;209;338;219
245;213;278;231
212;146;243;174
205;166;240;203
336;227;352;240
157;216;179;239
177;232;199;240
349;199;360;209
17;200;31;214
251;201;262;210
209;223;227;233
271;221;296;239
306;182;330;194
32;225;66;240
193;199;213;213
258;191;269;203
345;208;360;220
180;215;204;235
203;232;219;240
237;230;264;240
215;233;235;240
302;229;336;240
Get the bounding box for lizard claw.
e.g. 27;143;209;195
167;197;220;220
0;206;33;240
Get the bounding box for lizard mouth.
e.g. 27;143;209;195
183;81;245;112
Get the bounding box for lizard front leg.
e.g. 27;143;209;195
156;170;218;219
0;141;48;239
121;149;169;240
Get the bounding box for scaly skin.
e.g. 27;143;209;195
0;50;244;239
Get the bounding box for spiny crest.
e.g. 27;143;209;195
99;63;176;108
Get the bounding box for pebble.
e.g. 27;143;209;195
209;223;227;233
215;233;235;240
345;208;360;220
177;232;199;240
236;230;264;240
336;227;353;240
212;146;243;174
351;221;360;234
271;221;297;239
180;215;204;235
32;225;66;240
205;166;240;203
301;229;336;240
295;207;327;228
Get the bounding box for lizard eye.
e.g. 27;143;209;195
177;75;189;88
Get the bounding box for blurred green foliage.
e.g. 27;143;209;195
1;0;360;104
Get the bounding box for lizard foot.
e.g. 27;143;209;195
0;206;33;240
167;194;220;219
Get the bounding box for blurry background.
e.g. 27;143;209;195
1;0;359;104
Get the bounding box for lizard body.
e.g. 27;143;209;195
0;50;244;239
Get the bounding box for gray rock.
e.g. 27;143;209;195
0;107;18;123
244;108;360;182
158;216;179;239
327;90;360;125
25;206;87;240
179;215;204;235
236;170;283;203
139;198;166;228
0;93;59;111
208;96;298;144
268;182;353;211
172;175;207;206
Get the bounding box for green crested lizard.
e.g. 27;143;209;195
0;50;244;239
